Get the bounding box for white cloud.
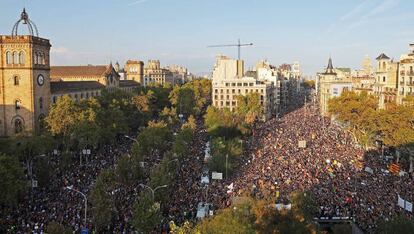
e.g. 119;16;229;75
340;0;370;21
128;0;149;6
365;0;400;18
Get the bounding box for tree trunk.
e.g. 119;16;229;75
409;155;413;173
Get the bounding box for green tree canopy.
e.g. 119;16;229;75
328;91;379;148
0;153;26;206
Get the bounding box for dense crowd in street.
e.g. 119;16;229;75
1;139;133;233
222;94;414;232
2;90;413;233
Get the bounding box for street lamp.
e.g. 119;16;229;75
66;186;87;228
138;184;168;201
124;135;138;144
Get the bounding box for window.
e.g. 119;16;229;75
53;96;57;103
39;97;43;109
383;76;386;82
75;94;78;100
15;100;21;110
19;51;25;64
86;92;89;98
81;93;84;99
38;114;45;131
14;76;19;86
35;52;39;64
13;52;19;64
14;119;23;134
6;51;11;64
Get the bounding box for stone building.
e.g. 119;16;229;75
50;64;139;104
397;44;414;105
124;60;144;84
144;60;174;86
211;56;276;120
372;53;399;109
0;9;140;137
0;9;51;136
317;58;352;116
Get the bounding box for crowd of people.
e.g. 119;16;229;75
2;139;133;233
2;89;413;233
219;93;414;232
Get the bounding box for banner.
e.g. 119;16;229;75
298;141;307;148
212;172;223;180
406;201;413;212
364;167;374;174
398;195;405;209
275;204;291;211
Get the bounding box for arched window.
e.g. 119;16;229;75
19;51;25;64
13;52;19;64
40;52;45;65
14;76;19;86
39;97;43;109
74;94;78;100
38;114;45;131
81;93;84;99
6;51;12;64
86;92;89;98
15;100;21;110
14;118;23;134
53;96;57;104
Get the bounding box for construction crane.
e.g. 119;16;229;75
207;39;253;60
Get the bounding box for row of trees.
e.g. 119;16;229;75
203;92;263;177
88;80;211;232
0;80;210;209
167;191;318;234
328;91;414;170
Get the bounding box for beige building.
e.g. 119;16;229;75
0;9;51;136
50;64;139;104
211;56;276;120
0;9;140;137
124;60;144;84
144;60;174;86
373;53;399;109
351;56;376;94
397;44;414;105
317;58;352;116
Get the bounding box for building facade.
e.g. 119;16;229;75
397;44;414;105
317;58;352;116
0;9;52;136
124;60;144;84
144;60;174;86
211;56;276;120
372;53;399;109
0;9;140;137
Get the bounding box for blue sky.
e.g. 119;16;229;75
1;0;413;76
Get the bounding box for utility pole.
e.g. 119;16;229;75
225;154;228;179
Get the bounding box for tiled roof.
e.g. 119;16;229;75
50;81;105;94
50;65;113;78
376;53;390;60
119;80;141;88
